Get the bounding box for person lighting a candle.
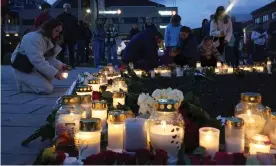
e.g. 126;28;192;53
198;36;221;67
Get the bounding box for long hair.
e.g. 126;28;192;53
213;6;229;24
39;18;63;40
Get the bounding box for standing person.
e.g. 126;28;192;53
210;6;233;56
129;23;140;39
57;3;78;68
105;18;119;67
92;18;105;67
34;2;51;29
171;26;199;66
161;14;182;65
251;24;268;62
11;19;69;94
224;33;236;65
122;29;163;71
76;20;87;65
142;17;157;31
200;18;209;41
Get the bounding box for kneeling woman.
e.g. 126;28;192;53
11;19;68;94
198;36;221;67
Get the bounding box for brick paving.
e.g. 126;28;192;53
1;66;97;165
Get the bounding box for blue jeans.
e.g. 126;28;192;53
106;44;118;66
93;40;104;67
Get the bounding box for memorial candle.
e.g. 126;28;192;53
134;69;143;77
76;85;93;96
113;92;125;108
80;95;92;118
88;78;101;92
217;61;222;68
249;134;271;155
91;100;108;131
199;127;220;157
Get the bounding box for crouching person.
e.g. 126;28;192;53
198;36;221;67
11;19;68;94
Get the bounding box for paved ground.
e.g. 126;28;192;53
1;66;97;165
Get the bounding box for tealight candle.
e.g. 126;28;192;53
134;69;143;77
91;100;108;131
78;118;102;160
107;111;127;152
227;67;234;74
217;61;222;68
124;118;147;152
113;92;125;108
62;71;69;79
199;127;220;157
249;134;271;154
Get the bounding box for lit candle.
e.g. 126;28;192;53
160;67;171;77
107;111;127;152
124;118;147;152
227;67;234;74
55;111;81;138
76;85;93;96
62;71;69;79
78;118;102;160
97;74;108;85
267;60;272;74
91;100;108;131
256;66;264;73
196;62;201;69
237;110;266;146
100;68;110;76
87;78;101;92
134;69;143;77
199;127;220;157
225;117;245;153
154;67;161;74
112;78;128;92
80;95;92;118
217;61;222;68
113;92;125;108
249;134;271;155
149;120;184;160
215;68;220;74
107;63;114;73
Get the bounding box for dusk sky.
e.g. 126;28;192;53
152;0;273;28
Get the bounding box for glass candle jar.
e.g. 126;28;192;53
80;95;92;118
134;69;143;77
88;78;101;92
148;99;184;164
91;100;108;131
160;67;172;77
99;67;110;76
225;117;245;153
199;127;220;157
78;118;102;160
124;118;148;152
107;63;115;73
113;92;125;108
235;92;266;147
76;85;93;96
97;73;108;85
249;134;271;155
107;110;127;152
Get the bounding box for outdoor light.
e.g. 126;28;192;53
86;9;91;13
14;33;18;37
38;6;41;9
6;34;10;37
159;25;167;29
225;0;236;13
158;10;176;16
99;10;121;15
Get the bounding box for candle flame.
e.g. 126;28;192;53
247;110;252;116
205;131;213;141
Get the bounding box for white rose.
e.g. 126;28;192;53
146;96;155;107
138;104;149;115
174;89;184;102
152;89;162;100
137;93;149;106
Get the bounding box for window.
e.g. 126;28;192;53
255;18;260;24
22;19;34;25
272;12;276;20
263;15;269;22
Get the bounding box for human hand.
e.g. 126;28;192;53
62;64;72;71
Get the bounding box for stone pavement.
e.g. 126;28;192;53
1;66;97;165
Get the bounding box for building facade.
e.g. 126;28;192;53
251;1;276;30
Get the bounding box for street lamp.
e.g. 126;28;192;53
86;9;91;13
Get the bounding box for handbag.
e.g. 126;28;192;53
11;43;34;73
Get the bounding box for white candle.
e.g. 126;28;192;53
78;131;101;160
55;113;81;138
267;60;272;74
196;62;201;69
89;84;101;92
227;67;234;74
160;70;171;77
217;62;222;68
199;127;220;158
249;134;271;155
113;97;125;108
76;92;92;96
149;121;184;161
124;118;147;152
81;103;92;118
215;68;220;74
256;66;264;73
134;70;143;77
107;123;125;152
91;109;107;131
225;137;245;153
62;72;69;79
237;112;266;146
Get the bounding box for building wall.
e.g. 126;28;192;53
252;8;276;30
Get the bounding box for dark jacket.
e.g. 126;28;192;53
143;24;157;31
77;23;87;40
122;29;159;71
92;26;105;41
177;34;199;61
57;12;78;42
130;28;140;39
34;12;51;29
268;20;276;50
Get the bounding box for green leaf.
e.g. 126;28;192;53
184;91;194;102
102;91;113;99
193;146;206;156
183;154;192;165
